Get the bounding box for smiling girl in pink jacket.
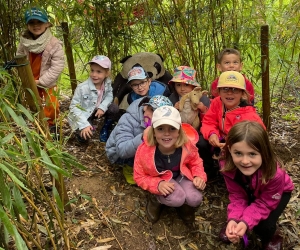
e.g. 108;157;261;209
134;106;207;225
219;121;294;249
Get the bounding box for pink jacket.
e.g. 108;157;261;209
220;161;294;230
200;96;265;140
133;124;207;195
16;36;65;88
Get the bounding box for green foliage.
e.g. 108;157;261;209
0;69;85;249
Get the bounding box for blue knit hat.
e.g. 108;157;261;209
25;7;48;24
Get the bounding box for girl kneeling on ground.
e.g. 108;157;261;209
134;106;207;225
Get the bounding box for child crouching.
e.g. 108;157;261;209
133;106;207;225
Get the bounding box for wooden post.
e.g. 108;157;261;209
61;22;77;94
14;55;71;212
14;55;48;129
261;25;270;131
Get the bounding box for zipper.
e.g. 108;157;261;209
221;104;240;135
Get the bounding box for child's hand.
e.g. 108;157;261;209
35;80;40;85
234;221;247;238
197;102;207;113
193;177;206;190
174;101;180;110
80;126;94;139
158;181;175;196
226;220;240;244
95;109;104;118
209;134;224;148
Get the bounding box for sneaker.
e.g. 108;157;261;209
122;165;136;185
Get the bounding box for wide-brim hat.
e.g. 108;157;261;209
168;66;200;87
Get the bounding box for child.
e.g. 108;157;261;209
126;65;171;104
16;7;65;129
219;121;294;249
134;106;207;225
68;55;113;142
198;71;265;180
105;95;173;184
210;48;254;104
168;65;210;120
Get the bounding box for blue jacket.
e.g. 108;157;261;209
68;77;113;130
127;80;170;104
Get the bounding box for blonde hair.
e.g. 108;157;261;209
147;126;188;147
222;121;279;184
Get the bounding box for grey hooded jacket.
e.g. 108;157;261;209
105;97;147;164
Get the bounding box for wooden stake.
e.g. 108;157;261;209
261;25;271;131
61;22;77;94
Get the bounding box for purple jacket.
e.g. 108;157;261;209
220;162;294;230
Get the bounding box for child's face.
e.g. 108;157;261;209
229;140;262;176
90;64;109;86
154;124;179;153
174;83;195;97
219;87;243;110
27;19;50;38
217;54;243;72
143;105;154;119
129;78;151;96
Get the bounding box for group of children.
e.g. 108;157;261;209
18;6;294;250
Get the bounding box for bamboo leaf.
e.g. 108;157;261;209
0;133;15;144
0;206;28;250
16;103;34;122
12;185;28;220
25;131;41;157
0;148;9;158
40;150;70;178
52;186;64;214
4;105;24;126
0;163;27;190
0;170;12;209
21;138;32;168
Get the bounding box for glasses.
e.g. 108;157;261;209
130;80;148;90
220;87;241;94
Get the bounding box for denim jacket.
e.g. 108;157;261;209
68;77;113;130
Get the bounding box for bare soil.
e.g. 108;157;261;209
60;97;300;250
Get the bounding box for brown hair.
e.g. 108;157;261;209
222;121;279;184
217;48;242;64
147;126;188;147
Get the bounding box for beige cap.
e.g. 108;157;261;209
152;106;181;130
217;71;246;90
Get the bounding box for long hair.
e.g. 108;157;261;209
222;121;279;183
147;126;188;147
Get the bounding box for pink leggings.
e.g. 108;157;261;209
156;176;203;207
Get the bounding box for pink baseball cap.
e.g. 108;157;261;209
88;55;111;69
